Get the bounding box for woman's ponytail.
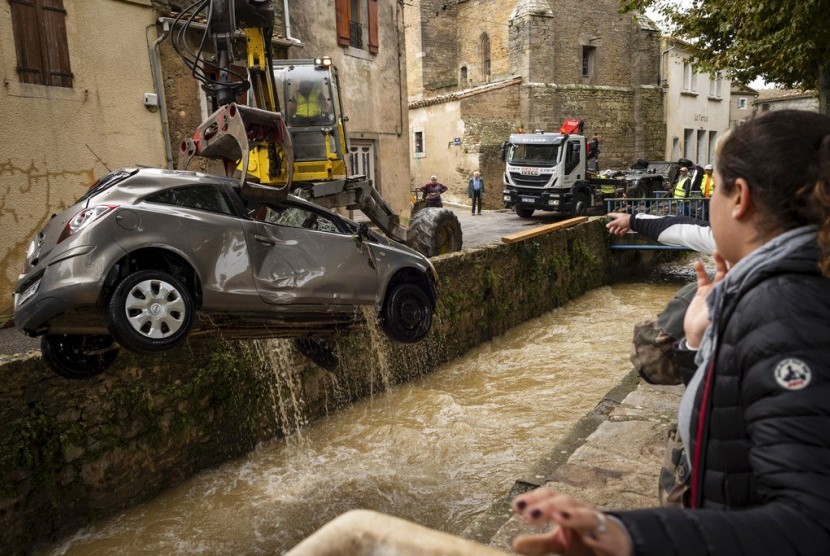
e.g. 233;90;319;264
813;134;830;277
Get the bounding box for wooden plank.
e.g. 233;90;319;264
501;216;589;244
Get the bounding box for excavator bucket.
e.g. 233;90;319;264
178;103;294;197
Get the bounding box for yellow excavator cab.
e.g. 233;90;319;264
245;58;349;185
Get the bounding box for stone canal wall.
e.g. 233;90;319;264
0;219;673;552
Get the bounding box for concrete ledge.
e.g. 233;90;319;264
285;509;507;556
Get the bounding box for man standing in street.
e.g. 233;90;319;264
467;171;484;215
673;166;692;215
701;164;715;198
420;176;448;208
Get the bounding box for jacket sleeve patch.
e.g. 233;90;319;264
774;358;812;390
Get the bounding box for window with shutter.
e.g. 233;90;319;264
335;0;379;54
9;0;73;88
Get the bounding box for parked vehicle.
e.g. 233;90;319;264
14;168;438;378
500;123;667;218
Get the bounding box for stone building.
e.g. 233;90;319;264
660;37;731;165
730;83;759;128
405;0;665;207
753;88;819;114
0;0;409;325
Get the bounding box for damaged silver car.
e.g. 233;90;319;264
14;168;438;378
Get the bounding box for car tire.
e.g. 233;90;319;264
107;270;194;353
571;192;589;217
293;336;340;371
514;205;535;218
381;283;433;344
41;334;119;379
406;207;463;257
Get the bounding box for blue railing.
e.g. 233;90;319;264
605;193;710;250
605;193;710;222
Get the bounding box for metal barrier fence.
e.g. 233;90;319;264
605;192;710;222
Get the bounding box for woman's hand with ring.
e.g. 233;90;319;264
510;487;632;556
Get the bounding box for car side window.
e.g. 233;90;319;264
250;203;340;233
146;185;235;216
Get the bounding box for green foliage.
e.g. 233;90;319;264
621;0;830;113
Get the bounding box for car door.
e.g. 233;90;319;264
242;202;379;307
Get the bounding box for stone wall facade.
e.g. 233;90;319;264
0;0;165;326
406;0;666;212
0;220;675;553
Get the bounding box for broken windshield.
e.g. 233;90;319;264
508;144;560;166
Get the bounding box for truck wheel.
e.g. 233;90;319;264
41;334;119;379
407;207;463;257
571;192;589;217
515;205;535;218
107;270;194;353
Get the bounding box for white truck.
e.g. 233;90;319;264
500;127;665;218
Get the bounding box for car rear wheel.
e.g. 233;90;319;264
107;270;194;353
41;334;119;379
381;283;433;344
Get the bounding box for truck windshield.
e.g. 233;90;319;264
508;144;560;165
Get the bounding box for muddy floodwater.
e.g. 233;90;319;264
43;279;687;555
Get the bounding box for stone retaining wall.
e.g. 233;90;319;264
0;219;672;553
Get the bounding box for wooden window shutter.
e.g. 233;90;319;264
41;0;73;87
335;0;351;47
9;0;72;87
367;0;379;54
10;0;46;85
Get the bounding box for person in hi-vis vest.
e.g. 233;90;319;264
291;80;328;124
701;164;715;198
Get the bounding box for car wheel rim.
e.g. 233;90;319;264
124;279;187;339
398;293;425;330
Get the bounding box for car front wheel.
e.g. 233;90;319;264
41;334;119;379
380;283;433;344
107;270;194;353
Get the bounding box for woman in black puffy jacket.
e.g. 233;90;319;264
510;109;830;556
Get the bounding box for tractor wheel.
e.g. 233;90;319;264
514;205;535;218
406;207;462;257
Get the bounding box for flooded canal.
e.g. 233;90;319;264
43;279;688;555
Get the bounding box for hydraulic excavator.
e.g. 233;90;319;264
171;0;462;257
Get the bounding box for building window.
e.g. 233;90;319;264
684;128;695;160
582;46;596;79
414;131;424;157
460;66;468;87
682;62;697;92
336;0;379;53
480;33;491;81
9;0;73;87
708;72;723;98
762;103;770;112
738;97;747;110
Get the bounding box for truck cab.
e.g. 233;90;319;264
501;131;591;217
